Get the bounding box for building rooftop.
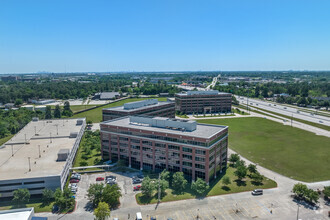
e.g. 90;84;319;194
0;208;34;220
100;92;120;100
101;116;227;139
176;90;231;96
0;118;85;181
103;100;173;112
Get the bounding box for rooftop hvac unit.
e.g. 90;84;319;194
70;132;78;138
76;119;84;125
57;149;70;161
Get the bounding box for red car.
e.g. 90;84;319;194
70;179;79;183
96;177;104;181
133;185;141;191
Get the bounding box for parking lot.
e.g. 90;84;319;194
36;171;329;220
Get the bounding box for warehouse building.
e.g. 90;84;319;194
175;90;232;114
102;99;175;121
100;116;228;182
0;118;85;197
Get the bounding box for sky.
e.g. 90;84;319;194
1;0;330;73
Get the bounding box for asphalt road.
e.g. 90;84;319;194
237;96;330;127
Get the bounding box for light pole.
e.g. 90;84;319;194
158;173;161;203
38;145;41;158
296;204;300;220
28;157;31;171
11;145;14;157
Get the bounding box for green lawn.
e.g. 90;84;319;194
0;135;14;146
72;97;167;123
0;199;54;213
136;166;276;204
197;117;330;182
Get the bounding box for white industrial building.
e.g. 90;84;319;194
0;118;85;197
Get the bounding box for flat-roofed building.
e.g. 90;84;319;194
0;118;85;197
175;90;232;114
100;116;228;183
102;99;175;121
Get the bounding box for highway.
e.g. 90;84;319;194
236;96;330;127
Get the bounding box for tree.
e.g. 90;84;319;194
222;176;231;186
87;183;104;207
62;101;73;117
45;106;52;119
15;98;23;106
160;169;170;181
12;188;30;206
94;202;110;220
234;160;246;168
87;120;93;125
159;179;169;196
292;183;308;199
42;188;54;204
234;166;247;181
172;172;187;193
323;186;330;200
250;172;263;184
191;178;209;195
248;164;257;173
141;176;155;198
54;105;61;118
306;189;319;204
103;184;122;208
54;188;75;211
228;154;240;166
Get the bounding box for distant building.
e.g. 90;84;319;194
21;105;35;111
31;99;55;105
274;93;290;98
93;92;121;100
175;90;232;114
1;76;18;82
100;116;228;183
102;99;175;121
159;93;169;97
5;103;15;109
35;105;47;112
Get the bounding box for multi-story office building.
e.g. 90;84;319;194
100;116;228;183
175;90;232;114
102;99;175;121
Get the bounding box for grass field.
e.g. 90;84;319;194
136;166;276;204
72;97;167;123
0;198;54;213
197;117;330;182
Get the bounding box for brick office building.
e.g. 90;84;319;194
100;116;228;183
102;99;175;121
175;90;232;114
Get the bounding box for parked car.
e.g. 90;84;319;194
133;185;141;191
70;179;79;183
137;174;144;179
71;188;77;194
106;175;117;181
71;173;81;180
96;177;104;181
52;205;59;213
133;178;142;184
107;180;117;185
151;217;157;220
104;160;112;165
251;189;263;195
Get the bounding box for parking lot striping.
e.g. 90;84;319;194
257;201;272;215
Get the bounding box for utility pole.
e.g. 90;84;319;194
50;132;52;143
28;157;31;171
38;145;41;158
34;126;36;135
25;134;27;143
247;96;249;113
11;145;14;157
